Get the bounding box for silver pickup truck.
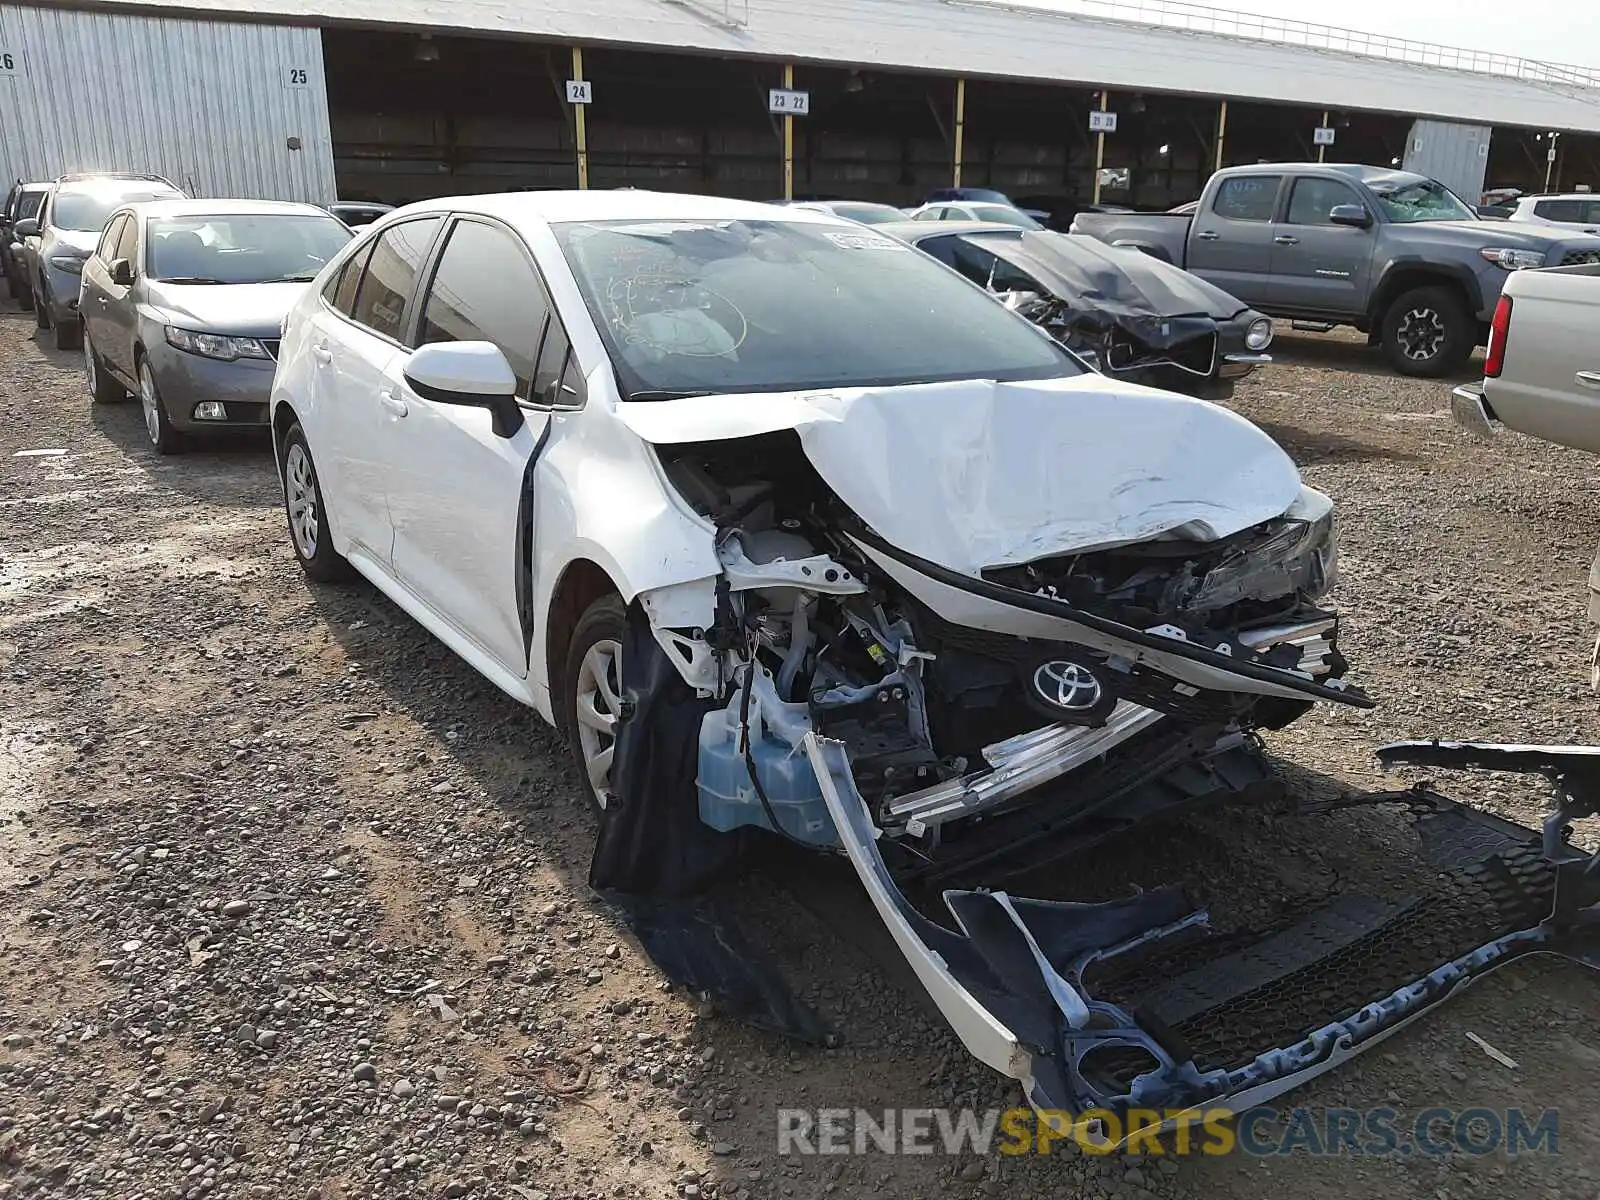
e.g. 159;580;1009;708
1073;163;1600;378
1453;262;1600;680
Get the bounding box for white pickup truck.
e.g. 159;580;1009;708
1453;260;1600;677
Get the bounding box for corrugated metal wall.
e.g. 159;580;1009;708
1403;120;1493;204
0;4;335;202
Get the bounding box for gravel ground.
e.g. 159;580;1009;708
4;306;1600;1200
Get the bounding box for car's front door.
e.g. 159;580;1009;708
101;213;143;379
1187;174;1283;305
312;216;442;566
80;213;125;364
382;215;572;677
1267;176;1376;315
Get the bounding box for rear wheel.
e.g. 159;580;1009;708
1381;285;1471;378
17;280;33;311
280;423;355;582
32;284;47;329
84;331;123;404
53;314;82;351
561;594;626;815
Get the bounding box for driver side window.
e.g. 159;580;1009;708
112;214;140;268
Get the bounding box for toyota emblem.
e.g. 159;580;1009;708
1032;659;1104;712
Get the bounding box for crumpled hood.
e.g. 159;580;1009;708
618;375;1304;574
981;230;1250;320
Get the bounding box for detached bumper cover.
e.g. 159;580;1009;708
1451;383;1496;439
812;732;1600;1132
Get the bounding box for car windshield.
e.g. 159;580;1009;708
1370;179;1476;224
830;204;902;226
147;214;354;284
969;204;1043;229
54;185;180;232
551;217;1078;398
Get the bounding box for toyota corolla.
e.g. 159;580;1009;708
270;191;1600;1131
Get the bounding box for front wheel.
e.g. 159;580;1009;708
53;314;81;351
280;423;355;582
32;286;47;329
561;594;626;815
1380;286;1471;378
137;357;187;455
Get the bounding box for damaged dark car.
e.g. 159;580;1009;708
882;220;1274;400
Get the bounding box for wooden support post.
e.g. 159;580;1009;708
1215;99;1228;173
1091;90;1108;204
572;46;588;189
953;77;966;187
783;63;795;201
1318;109;1328;163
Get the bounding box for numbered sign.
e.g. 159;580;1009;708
768;88;810;116
565;79;592;105
1088;110;1118;134
0;50;24;76
1314;126;1336;146
284;66;310;88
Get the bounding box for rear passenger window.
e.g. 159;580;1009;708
97;215;127;261
112;216;140;266
1213;177;1281;222
324;243;369;315
349;217;441;341
416;218;551;398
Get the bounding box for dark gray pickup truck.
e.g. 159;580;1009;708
1072;163;1600;377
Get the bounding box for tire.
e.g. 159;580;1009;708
1380;285;1471;378
561;593;626;815
136;356;187;456
54;313;82;351
17;280;33;311
279;422;355;583
32;285;47;329
5;272;18;301
84;330;125;404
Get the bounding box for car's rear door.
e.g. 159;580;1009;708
80;213;125;363
1186;174;1282;304
382;215;572;678
309;215;443;565
100;213;143;379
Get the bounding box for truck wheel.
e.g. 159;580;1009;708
1381;286;1471;378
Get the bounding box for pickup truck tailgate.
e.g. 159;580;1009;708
1484;262;1600;452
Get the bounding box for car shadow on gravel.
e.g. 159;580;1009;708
1268;331;1485;381
87;397;279;508
1250;419;1421;466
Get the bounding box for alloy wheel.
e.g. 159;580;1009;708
139;362;161;443
573;638;623;809
1395;306;1446;363
284;442;320;560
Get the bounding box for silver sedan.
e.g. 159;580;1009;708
79;198;353;454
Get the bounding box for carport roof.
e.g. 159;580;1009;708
45;0;1600;134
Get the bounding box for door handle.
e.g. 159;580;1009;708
379;388;408;418
1577;371;1600;390
311;345;333;365
1195;230;1221;241
1274;235;1300;245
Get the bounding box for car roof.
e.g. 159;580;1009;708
55;171;176;188
1521;193;1599;202
124;198;335;221
876;219;1028;242
332;200;393;210
380;189;847;229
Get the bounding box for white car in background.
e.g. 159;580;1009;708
1502;193;1600;233
905;200;1044;228
268;189;1405;1126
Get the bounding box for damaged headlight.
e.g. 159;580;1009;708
1185;493;1337;612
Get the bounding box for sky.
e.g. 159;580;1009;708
1033;0;1600;69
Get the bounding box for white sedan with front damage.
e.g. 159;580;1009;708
272;191;1596;1132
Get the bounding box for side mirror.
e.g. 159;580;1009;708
1328;204;1373;229
13;217;37;239
403;341;524;438
110;258;134;286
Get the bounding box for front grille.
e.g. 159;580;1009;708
1561;249;1600;266
260;339;281;360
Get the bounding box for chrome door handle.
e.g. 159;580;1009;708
1577;371;1600;390
1195;230;1221;241
379;388;408;417
311;345;333;365
1273;235;1299;245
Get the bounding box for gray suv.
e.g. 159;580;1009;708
17;172;184;350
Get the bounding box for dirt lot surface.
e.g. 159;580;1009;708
4;305;1600;1200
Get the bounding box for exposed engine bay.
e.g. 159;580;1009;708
651;429;1348;853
